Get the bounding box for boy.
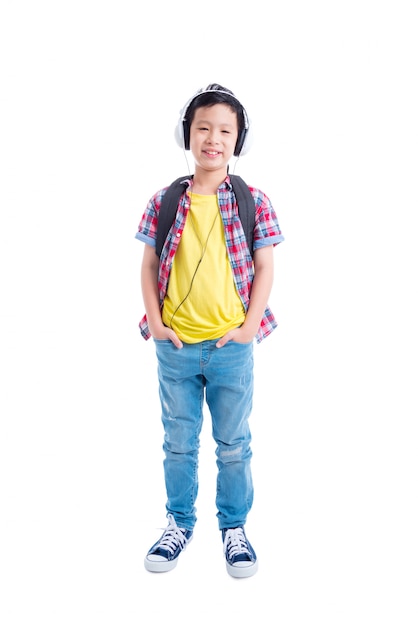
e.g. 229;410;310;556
135;84;284;578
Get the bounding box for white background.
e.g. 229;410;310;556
1;1;417;624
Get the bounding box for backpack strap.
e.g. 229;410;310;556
155;174;255;258
155;176;189;258
229;174;255;257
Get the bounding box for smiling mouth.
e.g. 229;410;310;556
204;150;221;157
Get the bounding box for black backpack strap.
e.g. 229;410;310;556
229;174;256;256
155;176;189;258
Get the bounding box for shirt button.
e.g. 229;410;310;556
176;233;180;237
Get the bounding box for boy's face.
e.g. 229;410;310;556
189;103;239;172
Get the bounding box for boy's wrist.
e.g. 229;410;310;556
148;318;166;337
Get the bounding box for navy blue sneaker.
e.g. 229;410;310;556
222;526;258;578
144;514;193;573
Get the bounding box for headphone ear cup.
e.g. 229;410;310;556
235;119;254;157
174;116;185;149
174;117;191;150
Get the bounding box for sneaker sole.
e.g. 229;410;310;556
226;560;258;578
144;556;179;573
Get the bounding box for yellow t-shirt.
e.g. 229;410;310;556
162;193;245;342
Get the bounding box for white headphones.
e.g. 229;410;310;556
174;86;254;157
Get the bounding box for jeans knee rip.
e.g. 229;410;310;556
219;445;242;459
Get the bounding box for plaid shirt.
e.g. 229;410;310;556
135;175;284;343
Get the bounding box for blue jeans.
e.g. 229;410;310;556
154;338;254;531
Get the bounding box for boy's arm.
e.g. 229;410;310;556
141;244;183;348
216;245;274;347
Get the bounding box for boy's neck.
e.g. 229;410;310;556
191;167;228;195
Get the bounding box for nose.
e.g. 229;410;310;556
207;128;220;144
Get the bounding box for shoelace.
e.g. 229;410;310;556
155;514;189;555
223;527;251;559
